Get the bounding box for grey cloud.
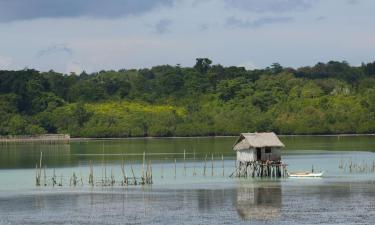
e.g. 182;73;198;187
36;44;73;58
347;0;359;5
154;19;172;34
226;16;294;29
225;0;318;13
0;0;173;22
315;16;326;21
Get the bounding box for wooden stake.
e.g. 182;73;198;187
35;164;40;186
193;150;196;176
203;154;207;176
43;165;47;186
184;150;186;176
161;158;164;178
121;158;127;185
142;152;145;181
130;162;136;185
59;174;63;186
222;154;224;177
52;168;56;187
174;158;177;179
211;154;214;176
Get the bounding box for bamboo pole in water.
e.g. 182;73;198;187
145;160;149;184
89;160;94;186
111;168;115;186
121;158;127;185
142;152;145;182
35;164;40;186
203;154;207;176
52;168;56;187
193;150;196;176
174;158;177;179
39;151;42;172
150;160;153;184
161;158;164;179
222;154;224;177
104;160;107;185
130;162;136;185
211;154;214;176
43;165;46;186
59;174;63;186
184;150;186;176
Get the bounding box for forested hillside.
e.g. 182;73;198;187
1;59;375;137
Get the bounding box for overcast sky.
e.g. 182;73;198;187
0;0;374;74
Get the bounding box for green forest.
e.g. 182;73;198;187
1;59;375;137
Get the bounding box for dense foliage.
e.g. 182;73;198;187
1;59;375;137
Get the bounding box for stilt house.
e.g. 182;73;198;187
233;132;284;163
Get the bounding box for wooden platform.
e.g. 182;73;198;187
231;161;288;178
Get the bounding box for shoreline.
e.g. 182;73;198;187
70;133;375;141
1;133;374;143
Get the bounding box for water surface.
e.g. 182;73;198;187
0;136;375;224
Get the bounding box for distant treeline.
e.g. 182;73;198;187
1;59;375;137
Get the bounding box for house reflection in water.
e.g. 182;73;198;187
236;183;282;220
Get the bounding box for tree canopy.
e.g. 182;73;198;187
0;59;375;137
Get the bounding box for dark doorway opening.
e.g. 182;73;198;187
256;148;262;160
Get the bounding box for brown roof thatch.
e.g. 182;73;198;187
233;132;284;151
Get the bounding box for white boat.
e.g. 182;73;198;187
287;171;324;178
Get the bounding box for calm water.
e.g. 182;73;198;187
1;136;375;224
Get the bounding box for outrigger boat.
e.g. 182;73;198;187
287;171;324;178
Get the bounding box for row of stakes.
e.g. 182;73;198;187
35;150;227;187
339;159;375;173
36;151;153;187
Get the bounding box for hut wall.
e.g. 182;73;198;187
237;149;255;162
261;147;281;161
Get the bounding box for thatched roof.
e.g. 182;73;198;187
233;132;284;151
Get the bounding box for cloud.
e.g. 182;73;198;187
154;19;172;34
238;61;258;70
0;0;174;22
0;55;12;69
347;0;359;5
225;0;317;13
226;16;294;28
36;44;73;58
66;61;84;74
315;16;326;21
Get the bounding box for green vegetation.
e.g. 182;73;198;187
1;59;375;137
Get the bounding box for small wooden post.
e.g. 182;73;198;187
193;150;196;176
203;154;207;176
110;168;115;186
142;152;145;182
59;174;63;186
161;158;164;179
174;158;177;179
43;165;47;186
145;161;149;184
184;150;186;176
120;158;127;185
211;154;214;176
222;154;224;177
39;151;43;184
130;162;136;185
52;168;56;187
35;164;40;186
147;160;152;184
89;160;94;186
39;151;43;170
